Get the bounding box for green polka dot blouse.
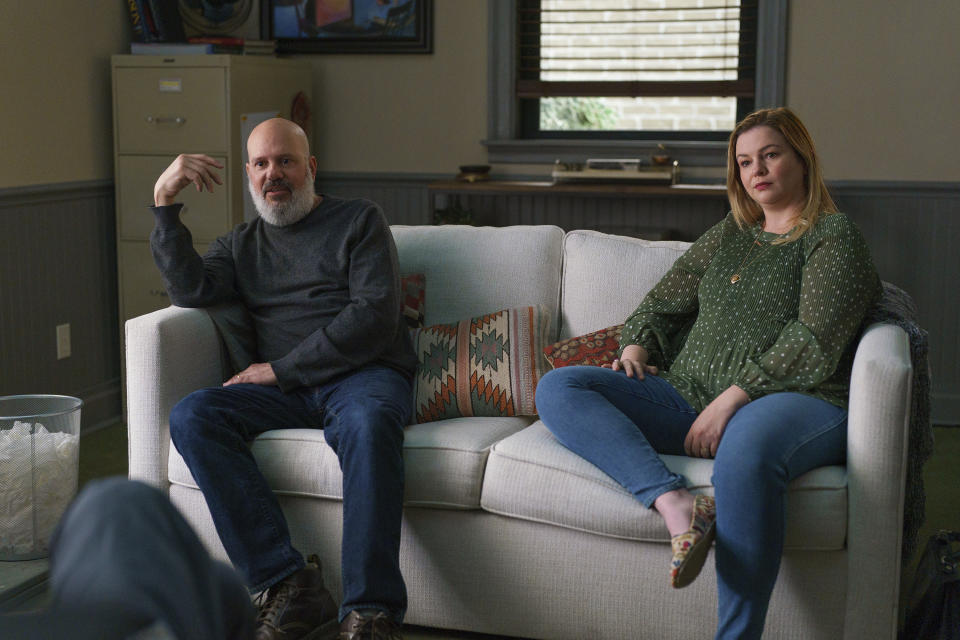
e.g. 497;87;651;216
619;212;882;412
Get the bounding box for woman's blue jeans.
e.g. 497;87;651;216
169;364;412;624
535;366;847;640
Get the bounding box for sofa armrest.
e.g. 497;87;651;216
125;306;223;491
844;322;912;639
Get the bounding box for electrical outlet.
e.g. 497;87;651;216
56;323;71;360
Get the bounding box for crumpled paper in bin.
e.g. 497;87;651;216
0;421;80;557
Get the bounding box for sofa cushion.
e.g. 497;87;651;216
400;273;426;329
559;230;691;339
411;306;550;423
168;416;535;509
403;417;535;508
543;324;623;369
480;422;848;550
391;225;565;340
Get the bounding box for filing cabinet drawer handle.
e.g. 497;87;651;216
145;115;187;125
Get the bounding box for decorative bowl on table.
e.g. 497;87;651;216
455;165;491;183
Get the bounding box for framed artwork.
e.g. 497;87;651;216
178;0;262;40
263;0;432;54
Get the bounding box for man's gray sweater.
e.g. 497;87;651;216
149;195;417;392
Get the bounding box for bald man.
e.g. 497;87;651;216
150;118;416;640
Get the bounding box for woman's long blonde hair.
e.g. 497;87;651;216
726;107;837;243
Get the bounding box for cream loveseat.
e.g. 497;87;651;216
126;224;912;640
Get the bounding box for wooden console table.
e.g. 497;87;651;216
427;180;727;213
426;180;729;240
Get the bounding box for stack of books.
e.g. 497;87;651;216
241;40;278;55
131;42;213;55
551;158;678;185
130;38;278;56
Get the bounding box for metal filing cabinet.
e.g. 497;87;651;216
111;54;312;327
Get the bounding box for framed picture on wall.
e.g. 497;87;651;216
263;0;432;54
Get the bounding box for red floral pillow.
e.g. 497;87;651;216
401;273;426;329
543;324;623;369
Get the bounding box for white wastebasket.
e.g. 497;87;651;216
0;395;82;561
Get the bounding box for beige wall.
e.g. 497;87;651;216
309;0;960;182
308;0;488;174
786;1;960;182
0;1;129;188
2;1;956;187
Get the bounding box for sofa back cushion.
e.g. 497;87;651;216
559;230;692;340
391;225;565;338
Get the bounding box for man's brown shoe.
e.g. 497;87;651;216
256;555;339;640
338;609;402;639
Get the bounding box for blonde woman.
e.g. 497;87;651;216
536;108;881;638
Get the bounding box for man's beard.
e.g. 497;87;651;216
249;177;317;227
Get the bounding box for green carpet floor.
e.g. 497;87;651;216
77;420;129;488
916;425;960;542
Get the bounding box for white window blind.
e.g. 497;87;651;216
517;0;757;100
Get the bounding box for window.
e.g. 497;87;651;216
519;0;756;139
486;0;787;165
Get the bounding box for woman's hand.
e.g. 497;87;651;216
605;344;659;379
684;385;750;458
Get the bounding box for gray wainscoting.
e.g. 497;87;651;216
317;173;435;226
0;180;120;431
831;182;960;425
1;176;955;428
317;172;960;425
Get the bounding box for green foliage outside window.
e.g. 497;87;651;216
540;97;618;131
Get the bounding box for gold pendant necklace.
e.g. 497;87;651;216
730;229;772;284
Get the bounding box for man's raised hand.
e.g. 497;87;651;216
154;154;224;206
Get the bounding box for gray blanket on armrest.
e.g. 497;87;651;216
862;281;933;562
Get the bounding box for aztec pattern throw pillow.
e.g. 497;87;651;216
543;324;624;369
400;273;426;329
411;306;550;423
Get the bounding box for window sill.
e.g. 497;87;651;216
483;138;728;167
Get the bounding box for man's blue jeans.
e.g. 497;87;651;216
535;366;847;640
169;364;412;623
